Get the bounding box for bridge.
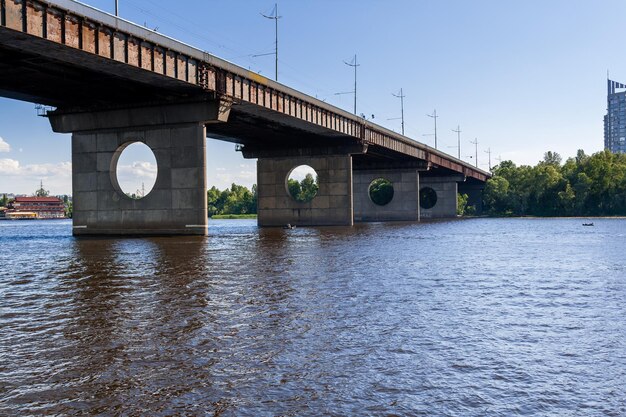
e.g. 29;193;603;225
0;0;490;235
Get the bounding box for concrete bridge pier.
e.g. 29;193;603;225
49;100;230;236
243;145;367;227
353;169;421;222
419;175;464;219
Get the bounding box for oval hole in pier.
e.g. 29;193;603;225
419;187;438;209
369;178;394;206
114;142;158;199
286;165;319;203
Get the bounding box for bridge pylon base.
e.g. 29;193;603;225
49;101;230;236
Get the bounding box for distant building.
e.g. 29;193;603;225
604;79;626;153
7;196;65;219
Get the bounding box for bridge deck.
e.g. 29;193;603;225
0;0;490;182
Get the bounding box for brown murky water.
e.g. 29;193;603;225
1;218;626;415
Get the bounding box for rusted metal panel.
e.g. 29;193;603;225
276;92;283;113
112;32;126;62
81;21;96;53
25;1;43;37
233;76;242;99
127;37;139;66
165;50;176;77
241;79;250;102
140;42;151;70
5;0;23;31
97;27;111;58
46;8;62;42
188;58;197;84
207;66;216;91
264;88;271;109
176;54;186;81
153;46;164;74
64;14;79;48
225;73;234;96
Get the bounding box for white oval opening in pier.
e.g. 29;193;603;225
286;165;319;203
115;142;158;199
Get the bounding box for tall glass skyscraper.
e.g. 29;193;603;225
604;79;626;153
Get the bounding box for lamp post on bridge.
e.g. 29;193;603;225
485;147;492;171
344;55;359;115
452;125;461;159
391;88;405;135
261;4;281;81
427;109;438;149
469;138;479;168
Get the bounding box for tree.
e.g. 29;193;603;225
483;176;511;214
206;183;258;216
484;149;626;217
457;193;469;216
0;193;7;207
369;178;394;206
287;174;319;203
300;173;319;202
540;151;562;167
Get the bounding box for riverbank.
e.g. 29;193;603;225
210;214;257;219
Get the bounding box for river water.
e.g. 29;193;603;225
1;218;625;416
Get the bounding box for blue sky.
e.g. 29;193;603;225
1;0;624;195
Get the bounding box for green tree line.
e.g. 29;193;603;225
484;149;626;216
207;183;257;216
287;173;319;202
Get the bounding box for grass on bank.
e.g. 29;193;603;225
210;214;257;219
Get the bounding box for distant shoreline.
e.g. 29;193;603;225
210;214;257;220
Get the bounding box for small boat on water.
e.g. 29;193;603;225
582;222;594;227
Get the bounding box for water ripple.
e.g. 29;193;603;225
1;218;626;415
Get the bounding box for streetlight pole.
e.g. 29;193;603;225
485;147;492;171
452;125;461;159
343;55;359;115
261;4;281;81
470;138;479;167
392;88;405;135
427;109;438;149
115;0;118;16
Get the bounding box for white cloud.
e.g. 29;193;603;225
0;158;19;173
0;136;10;153
117;161;158;179
0;158;71;177
289;165;316;182
238;170;256;180
116;161;158;195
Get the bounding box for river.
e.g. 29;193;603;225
1;218;625;416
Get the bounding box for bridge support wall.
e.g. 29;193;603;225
49;100;229;235
256;155;353;226
420;176;463;219
353;169;420;222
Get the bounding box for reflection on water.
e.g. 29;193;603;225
1;218;626;415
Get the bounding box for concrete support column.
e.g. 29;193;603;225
256;155;353;227
353;169;420;222
419;175;464;219
69;124;207;235
49;100;230;235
